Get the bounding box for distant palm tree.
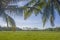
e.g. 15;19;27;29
23;0;60;27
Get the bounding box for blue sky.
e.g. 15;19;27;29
0;1;60;29
14;11;60;29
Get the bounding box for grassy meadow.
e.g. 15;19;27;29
0;31;60;40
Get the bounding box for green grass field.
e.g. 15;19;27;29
0;31;60;40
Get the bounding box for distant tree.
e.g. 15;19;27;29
33;27;39;30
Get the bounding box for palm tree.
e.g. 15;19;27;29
0;0;24;31
23;0;60;27
0;0;16;31
0;0;60;31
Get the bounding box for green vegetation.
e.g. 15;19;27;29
23;0;60;26
0;31;60;40
0;0;60;31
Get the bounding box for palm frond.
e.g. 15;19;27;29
24;8;33;20
54;0;60;15
25;0;36;6
7;15;16;31
33;1;46;16
0;0;12;8
42;8;49;27
50;16;55;26
0;10;16;31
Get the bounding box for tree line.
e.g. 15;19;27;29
0;26;60;31
0;26;22;31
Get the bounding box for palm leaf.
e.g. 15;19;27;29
24;8;33;20
54;0;60;15
33;2;46;16
1;10;16;31
25;0;36;6
50;16;54;26
7;15;16;31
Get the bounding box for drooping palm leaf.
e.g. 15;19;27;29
33;1;46;16
24;7;33;20
2;13;16;31
7;15;16;31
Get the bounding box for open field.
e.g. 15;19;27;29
0;31;60;40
